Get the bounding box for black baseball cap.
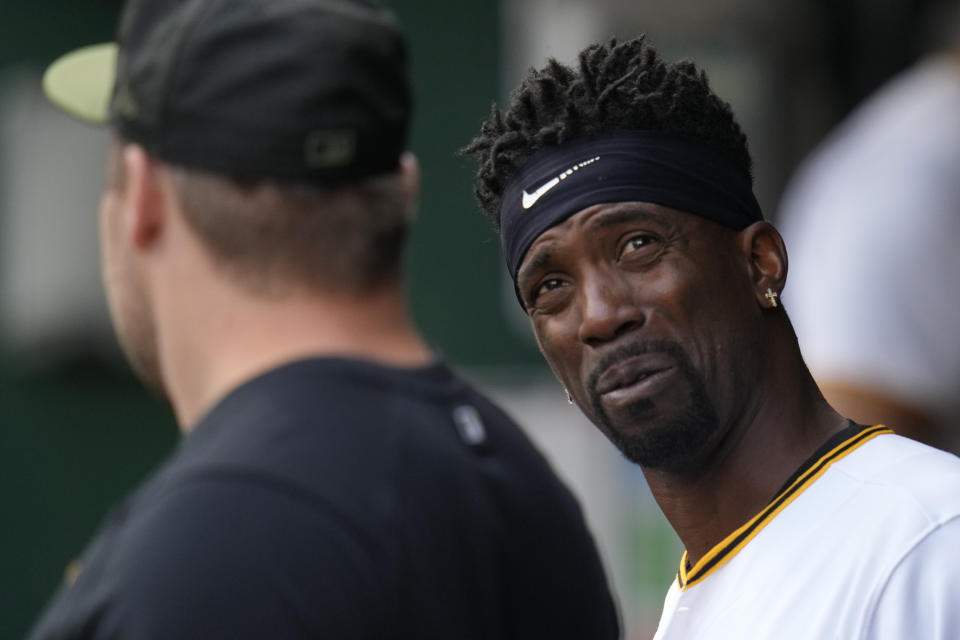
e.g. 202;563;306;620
43;0;412;183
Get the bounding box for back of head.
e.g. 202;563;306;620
165;167;413;296
48;0;416;295
463;36;753;230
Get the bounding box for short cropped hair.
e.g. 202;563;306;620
462;36;753;229
108;140;410;296
168;168;409;296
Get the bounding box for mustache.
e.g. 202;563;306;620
586;339;690;395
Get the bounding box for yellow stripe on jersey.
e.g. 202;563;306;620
676;424;893;590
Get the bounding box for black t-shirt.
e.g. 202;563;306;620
27;358;621;639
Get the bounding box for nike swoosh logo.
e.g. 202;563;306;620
520;155;601;210
522;177;560;209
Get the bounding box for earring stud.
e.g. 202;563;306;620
764;288;779;308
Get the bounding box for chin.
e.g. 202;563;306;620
109;281;166;399
582;337;724;474
593;381;721;475
126;342;167;399
605;409;721;475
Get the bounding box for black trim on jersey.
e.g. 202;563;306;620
772;420;861;497
678;422;887;588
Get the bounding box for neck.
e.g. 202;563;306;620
642;332;848;567
155;280;432;431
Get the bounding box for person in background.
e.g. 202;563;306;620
463;36;960;638
27;1;621;638
778;37;960;456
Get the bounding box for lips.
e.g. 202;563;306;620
593;352;678;397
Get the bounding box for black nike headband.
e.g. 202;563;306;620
498;130;763;281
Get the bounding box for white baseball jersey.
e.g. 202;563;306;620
653;425;960;639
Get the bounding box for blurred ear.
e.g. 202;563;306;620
119;144;166;250
739;221;788;308
398;151;420;222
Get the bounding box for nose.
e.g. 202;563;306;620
577;269;644;347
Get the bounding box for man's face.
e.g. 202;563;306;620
99;146;165;396
516;202;764;475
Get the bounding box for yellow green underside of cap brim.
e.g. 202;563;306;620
42;42;117;125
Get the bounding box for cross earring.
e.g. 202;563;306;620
764;288;779;308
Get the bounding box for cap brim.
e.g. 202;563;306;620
42;42;117;125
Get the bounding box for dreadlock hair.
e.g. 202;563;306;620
462;36;754;230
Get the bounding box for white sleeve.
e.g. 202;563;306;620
861;517;960;640
779;66;960;418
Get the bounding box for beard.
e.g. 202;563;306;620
586;339;719;475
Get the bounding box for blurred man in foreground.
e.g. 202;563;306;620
464;36;960;638
27;1;620;638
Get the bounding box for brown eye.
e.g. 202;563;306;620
620;234;657;257
526;277;568;311
535;278;564;298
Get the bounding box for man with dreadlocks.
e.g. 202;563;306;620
464;36;960;639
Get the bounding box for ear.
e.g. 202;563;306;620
739;221;788;309
397;151;421;222
119;144;166;250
